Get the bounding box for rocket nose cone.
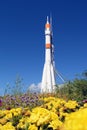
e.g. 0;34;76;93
45;16;50;29
47;16;49;24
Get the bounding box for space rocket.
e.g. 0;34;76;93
41;16;56;93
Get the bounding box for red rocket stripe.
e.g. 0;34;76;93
45;23;50;29
46;43;51;48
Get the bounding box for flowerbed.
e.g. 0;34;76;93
0;95;87;130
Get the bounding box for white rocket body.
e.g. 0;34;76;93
41;17;56;93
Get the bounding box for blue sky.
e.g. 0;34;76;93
0;0;87;95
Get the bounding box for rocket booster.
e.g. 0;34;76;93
41;16;56;93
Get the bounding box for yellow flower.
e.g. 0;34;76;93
29;107;50;125
84;103;87;108
0;124;2;130
50;111;58;120
0;118;7;125
28;124;38;130
17;116;30;129
64;100;78;109
4;113;12;120
42;97;56;103
17;122;26;129
42;97;66;112
3;110;9;115
37;114;50;126
10;108;22;116
63;108;87;130
51;107;57;113
2;122;15;130
49;119;62;129
0;110;5;118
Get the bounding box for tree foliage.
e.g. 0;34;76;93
56;71;87;101
4;75;24;96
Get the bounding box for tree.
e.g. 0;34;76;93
73;79;87;100
82;70;87;79
4;75;24;96
56;71;87;101
12;75;24;95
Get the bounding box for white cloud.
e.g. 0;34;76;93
28;82;41;93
